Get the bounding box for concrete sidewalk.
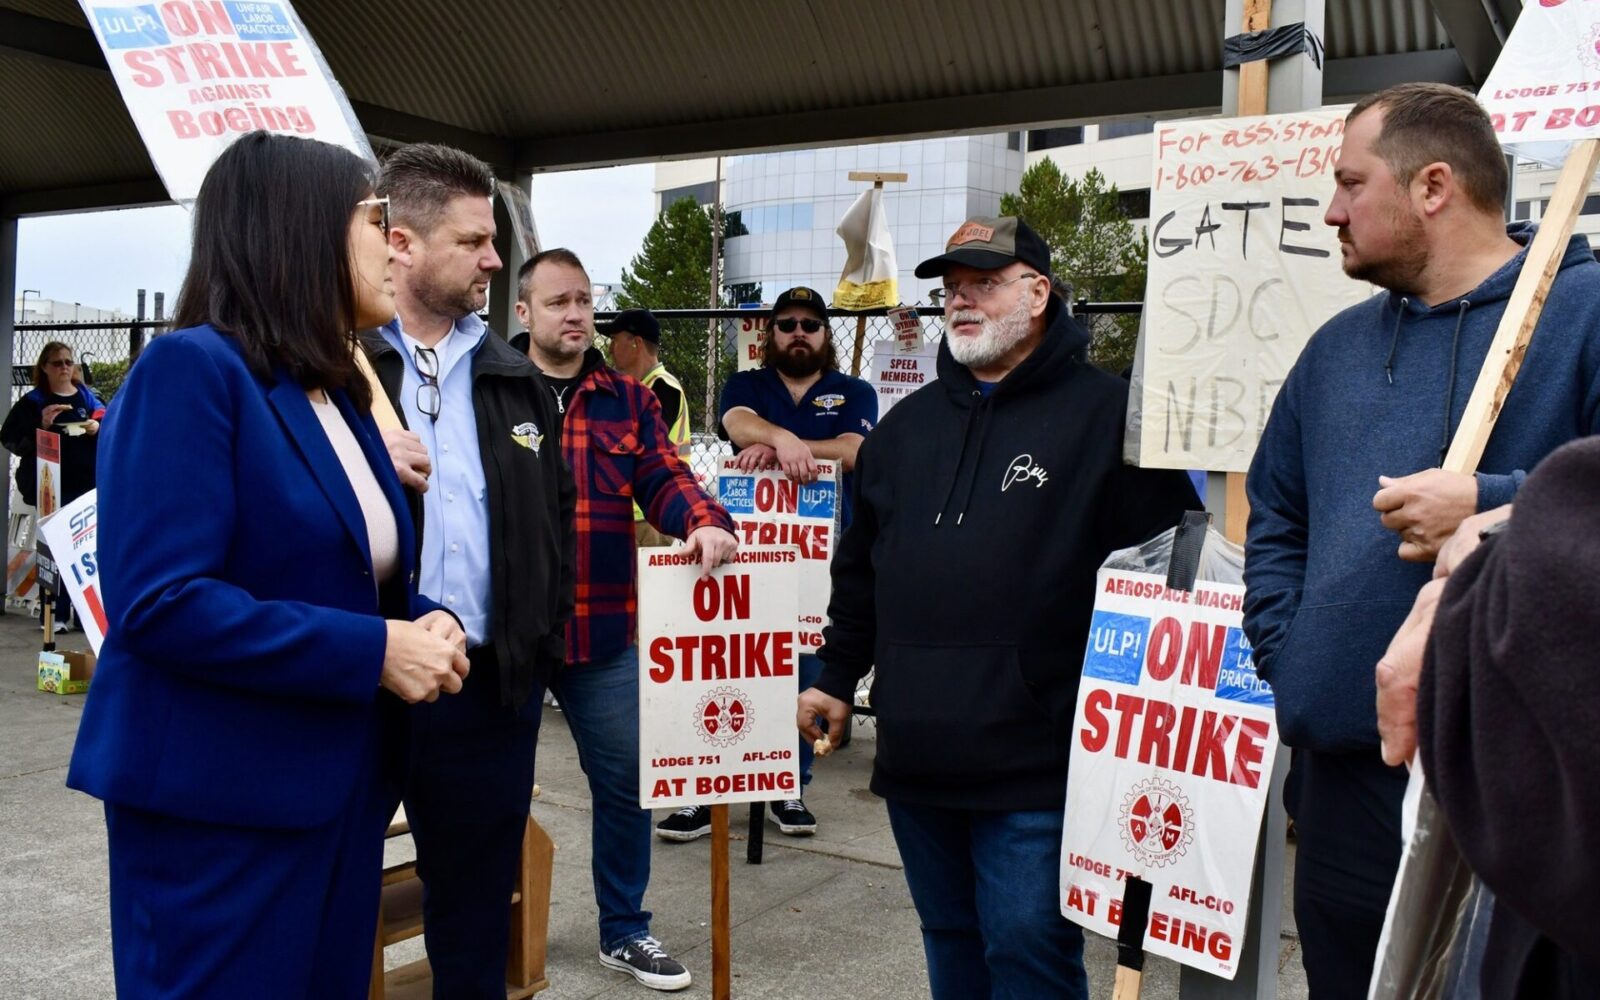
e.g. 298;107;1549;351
0;611;1307;998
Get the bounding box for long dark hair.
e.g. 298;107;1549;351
172;131;375;409
32;341;83;391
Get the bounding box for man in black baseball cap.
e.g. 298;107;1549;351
798;217;1200;998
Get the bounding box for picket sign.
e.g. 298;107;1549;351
36;491;107;654
637;547;803;1000
1062;518;1277;985
76;0;372;203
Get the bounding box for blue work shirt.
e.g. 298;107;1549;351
380;316;491;646
718;366;877;527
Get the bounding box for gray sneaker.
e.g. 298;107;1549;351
600;935;692;991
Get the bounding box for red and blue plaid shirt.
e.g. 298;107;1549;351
561;360;733;665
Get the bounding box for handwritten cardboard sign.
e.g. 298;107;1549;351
1127;107;1374;473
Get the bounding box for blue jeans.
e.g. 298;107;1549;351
796;653;824;788
549;644;652;951
886;800;1087;1000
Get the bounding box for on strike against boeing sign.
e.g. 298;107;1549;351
1059;568;1279;980
80;0;372;201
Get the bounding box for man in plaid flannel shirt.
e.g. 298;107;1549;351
513;247;737;992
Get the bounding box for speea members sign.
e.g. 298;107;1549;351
638;547;803;809
1060;569;1278;979
80;0;373;202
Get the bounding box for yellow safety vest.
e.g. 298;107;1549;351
636;363;692;521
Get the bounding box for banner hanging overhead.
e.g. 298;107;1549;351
79;0;374;203
1478;0;1600;165
1127;106;1374;473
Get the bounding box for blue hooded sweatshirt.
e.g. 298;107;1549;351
1244;224;1600;753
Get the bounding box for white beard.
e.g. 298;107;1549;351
945;293;1033;369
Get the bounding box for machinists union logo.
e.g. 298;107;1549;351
1119;777;1194;868
694;687;754;747
812;393;846;412
1581;22;1600;72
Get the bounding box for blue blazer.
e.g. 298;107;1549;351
67;325;442;830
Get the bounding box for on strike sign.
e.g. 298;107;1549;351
638;548;803;809
37;491;108;653
79;0;373;202
1060;568;1278;979
717;460;837;651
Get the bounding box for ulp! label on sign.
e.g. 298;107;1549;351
1084;611;1148;685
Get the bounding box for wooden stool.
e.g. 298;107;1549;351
369;811;555;999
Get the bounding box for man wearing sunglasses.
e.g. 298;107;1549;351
653;288;873;843
361;144;576;1000
796;216;1200;999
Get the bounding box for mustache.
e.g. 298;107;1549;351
950;310;985;325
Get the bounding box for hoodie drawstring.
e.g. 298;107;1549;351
933;395;982;526
1383;297;1408;385
950;402;996;525
1439;299;1470;464
934;390;992;528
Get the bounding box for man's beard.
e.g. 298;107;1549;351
1342;201;1429;294
772;342;826;379
415;263;488;320
946;292;1033;370
534;326;591;363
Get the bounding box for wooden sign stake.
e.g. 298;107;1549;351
710;803;731;999
1442;137;1600;474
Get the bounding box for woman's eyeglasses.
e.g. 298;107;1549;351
358;196;391;235
774;318;824;334
414;346;440;422
46;359;75;368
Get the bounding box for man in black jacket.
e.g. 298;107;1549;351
366;144;576;1000
798;216;1200;999
1376;438;1600;998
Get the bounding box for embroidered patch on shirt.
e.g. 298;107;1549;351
812;393;846;412
511;421;543;455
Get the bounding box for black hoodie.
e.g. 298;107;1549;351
815;297;1202;811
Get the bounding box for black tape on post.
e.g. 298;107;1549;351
1222;22;1324;70
1166;510;1212;593
1116;875;1154;972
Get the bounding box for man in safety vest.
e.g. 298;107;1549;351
604;308;692;549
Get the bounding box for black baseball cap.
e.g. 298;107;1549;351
914;216;1052;278
770;286;828;322
598;308;660;344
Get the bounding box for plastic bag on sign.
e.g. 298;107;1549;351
1367;763;1493;1000
1102;512;1244;589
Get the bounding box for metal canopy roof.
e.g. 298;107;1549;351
1;0;1517;216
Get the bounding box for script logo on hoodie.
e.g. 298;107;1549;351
1001;453;1049;492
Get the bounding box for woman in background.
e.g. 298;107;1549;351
67;132;470;999
1;341;105;628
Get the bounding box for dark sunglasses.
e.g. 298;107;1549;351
414;346;441;422
774;318;824;334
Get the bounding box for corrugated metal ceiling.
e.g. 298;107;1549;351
2;0;1470;211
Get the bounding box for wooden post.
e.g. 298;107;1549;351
1220;0;1274;544
843;172;909;377
710;803;731;1000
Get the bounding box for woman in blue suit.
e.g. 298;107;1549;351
67;132;472;998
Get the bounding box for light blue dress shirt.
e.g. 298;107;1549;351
380;315;491;647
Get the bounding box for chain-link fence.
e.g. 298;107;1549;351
595;301;1141;488
10;321;161;406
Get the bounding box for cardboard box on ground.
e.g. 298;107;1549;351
37;649;95;695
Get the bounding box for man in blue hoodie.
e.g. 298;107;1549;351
1244;82;1600;997
800;217;1200;999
